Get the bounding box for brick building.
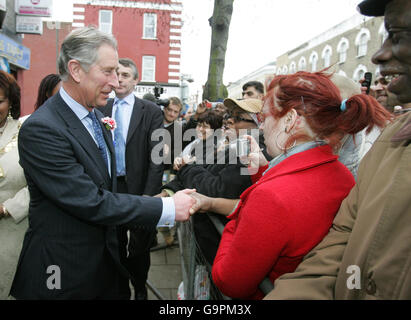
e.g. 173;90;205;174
72;0;183;100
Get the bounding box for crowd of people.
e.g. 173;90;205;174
0;0;409;300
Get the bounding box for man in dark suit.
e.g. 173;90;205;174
100;58;164;300
10;26;195;300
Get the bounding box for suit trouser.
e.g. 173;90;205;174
116;177;154;298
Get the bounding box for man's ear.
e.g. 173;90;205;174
67;59;82;83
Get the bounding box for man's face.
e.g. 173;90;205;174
372;76;401;111
79;44;119;108
164;103;181;123
242;86;264;100
115;63;137;99
372;0;411;103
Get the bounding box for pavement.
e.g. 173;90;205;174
129;228;182;300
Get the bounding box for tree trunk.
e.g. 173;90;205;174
203;0;234;101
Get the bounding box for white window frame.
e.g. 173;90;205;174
353;64;367;82
142;56;156;82
298;56;307;71
143;13;157;39
309;51;318;72
355;28;371;57
337;37;349;64
99;10;112;35
322;45;332;68
289;61;296;74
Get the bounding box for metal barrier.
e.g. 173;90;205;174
177;219;230;300
177;215;274;300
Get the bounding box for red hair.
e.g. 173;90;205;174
264;71;392;149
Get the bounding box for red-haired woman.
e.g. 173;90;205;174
189;71;392;300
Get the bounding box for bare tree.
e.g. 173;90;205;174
203;0;234;101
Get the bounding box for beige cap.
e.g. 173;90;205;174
223;98;263;114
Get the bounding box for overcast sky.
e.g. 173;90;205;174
51;0;364;91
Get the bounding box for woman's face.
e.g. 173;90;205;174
196;122;213;140
0;88;10;128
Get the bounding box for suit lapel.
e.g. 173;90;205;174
54;94;111;184
126;98;144;145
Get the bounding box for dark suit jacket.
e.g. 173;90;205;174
100;97;164;256
100;97;164;196
10;93;163;299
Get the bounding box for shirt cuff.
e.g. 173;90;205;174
158;197;175;227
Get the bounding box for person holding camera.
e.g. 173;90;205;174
189;71;391;300
100;57;164;300
159;98;270;266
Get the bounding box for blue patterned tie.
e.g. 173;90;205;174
114;100;126;176
87;111;109;169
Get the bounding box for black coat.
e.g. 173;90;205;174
162;132;271;265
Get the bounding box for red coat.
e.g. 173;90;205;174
211;145;355;299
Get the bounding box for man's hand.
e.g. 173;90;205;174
173;189;196;221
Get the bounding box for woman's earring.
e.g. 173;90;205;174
7;107;12;119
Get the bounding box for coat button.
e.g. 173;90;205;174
366;278;377;295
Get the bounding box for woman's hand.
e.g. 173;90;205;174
173;155;196;171
189;192;213;214
154;190;170;197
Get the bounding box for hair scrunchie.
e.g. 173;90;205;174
340;99;348;112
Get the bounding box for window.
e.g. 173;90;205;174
358;34;368;56
281;65;288;75
353;64;367;82
322;45;332;68
143;13;157;39
99;10;112;34
289;61;296;74
142;56;156;82
355;28;371;57
337;38;349;64
309;51;318;72
298;57;307;71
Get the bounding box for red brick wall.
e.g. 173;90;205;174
19;22;72;116
80;4;172;83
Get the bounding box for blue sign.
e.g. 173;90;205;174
0;34;30;70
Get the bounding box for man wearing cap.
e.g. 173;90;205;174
265;0;411;299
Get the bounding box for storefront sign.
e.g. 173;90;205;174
16;15;43;34
0;34;30;69
0;57;10;73
15;0;52;17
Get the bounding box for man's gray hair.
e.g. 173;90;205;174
119;58;139;80
58;26;118;81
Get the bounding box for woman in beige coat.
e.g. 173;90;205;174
0;71;29;299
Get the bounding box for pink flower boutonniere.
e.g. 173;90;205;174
101;117;117;131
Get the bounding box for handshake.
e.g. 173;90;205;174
156;189;214;222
